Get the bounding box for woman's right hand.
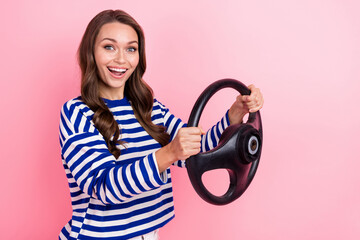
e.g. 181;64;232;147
168;127;204;160
155;127;204;173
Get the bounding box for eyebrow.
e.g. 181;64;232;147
101;38;138;44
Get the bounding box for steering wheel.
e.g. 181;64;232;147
185;79;263;205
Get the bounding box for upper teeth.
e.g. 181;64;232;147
109;67;126;73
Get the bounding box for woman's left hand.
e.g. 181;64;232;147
228;84;264;125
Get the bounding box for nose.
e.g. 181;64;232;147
115;49;126;64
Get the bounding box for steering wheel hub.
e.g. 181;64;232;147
185;79;263;205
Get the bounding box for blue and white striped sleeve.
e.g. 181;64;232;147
59;100;166;205
154;99;230;168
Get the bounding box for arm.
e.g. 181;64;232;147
152;100;230;171
60;100;166;205
153;84;264;171
228;84;264;124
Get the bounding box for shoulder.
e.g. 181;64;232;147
152;98;169;112
151;98;171;120
59;96;97;136
62;96;81;109
153;98;167;108
61;96;93;119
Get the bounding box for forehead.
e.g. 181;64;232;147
96;22;138;43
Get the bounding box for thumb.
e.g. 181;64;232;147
241;95;250;102
198;126;206;135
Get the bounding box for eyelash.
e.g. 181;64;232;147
104;45;114;50
104;45;137;53
127;47;137;52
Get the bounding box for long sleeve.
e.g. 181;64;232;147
59;96;230;239
152;99;230;168
59;99;166;205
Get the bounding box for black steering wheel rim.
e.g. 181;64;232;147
185;79;263;205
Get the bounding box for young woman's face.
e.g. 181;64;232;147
94;22;139;99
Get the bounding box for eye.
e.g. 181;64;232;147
127;47;137;52
104;45;114;50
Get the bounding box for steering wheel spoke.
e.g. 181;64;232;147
185;79;263;205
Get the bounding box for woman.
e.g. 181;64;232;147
59;9;263;240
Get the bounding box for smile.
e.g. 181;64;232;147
107;67;127;78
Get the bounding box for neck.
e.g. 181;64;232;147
99;84;124;100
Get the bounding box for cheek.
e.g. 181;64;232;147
130;54;140;68
95;52;108;67
95;54;111;76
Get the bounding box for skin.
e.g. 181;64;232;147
228;85;264;125
156;85;264;172
94;22;264;173
94;22;140;100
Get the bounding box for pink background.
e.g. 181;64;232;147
1;0;359;239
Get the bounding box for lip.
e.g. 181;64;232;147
107;66;128;79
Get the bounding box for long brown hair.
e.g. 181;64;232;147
78;9;170;159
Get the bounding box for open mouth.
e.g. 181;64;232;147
108;67;127;77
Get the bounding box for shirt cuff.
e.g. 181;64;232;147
224;110;231;128
150;152;168;184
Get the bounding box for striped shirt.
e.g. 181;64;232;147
59;96;229;239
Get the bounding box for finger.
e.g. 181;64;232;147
241;95;250;102
198;126;206;135
248;84;256;91
249;105;260;112
246;99;259;110
248;92;263;105
249;83;261;93
247;84;256;96
249;105;261;112
184;148;201;159
248;100;264;112
247;104;258;112
181;142;201;156
188;141;201;150
249;85;260;93
250;89;260;101
182;127;202;135
248;99;262;108
256;98;264;111
189;134;202;143
245;92;258;102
